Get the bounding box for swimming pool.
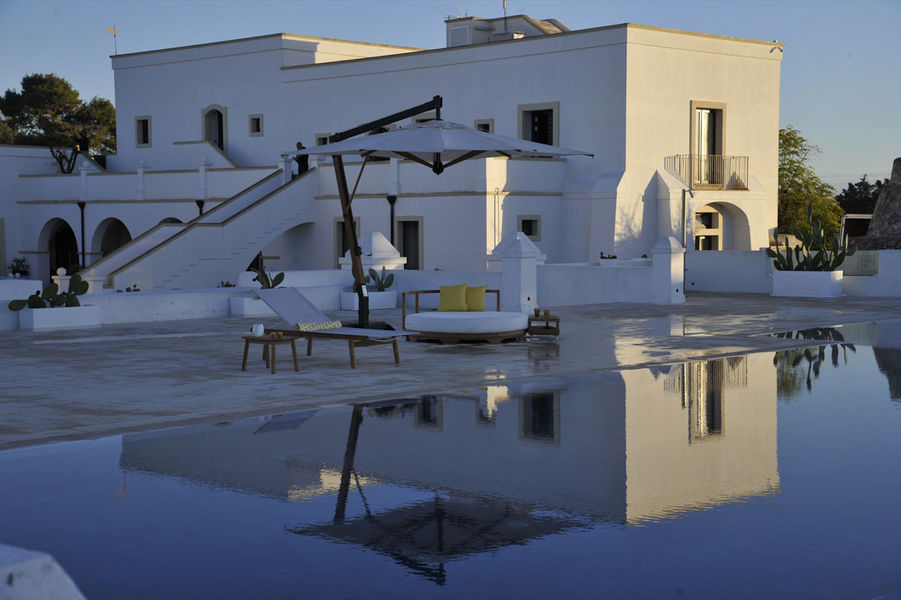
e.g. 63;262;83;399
2;336;900;599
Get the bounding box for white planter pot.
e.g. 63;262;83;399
18;304;101;330
229;296;275;317
340;290;397;310
772;270;843;298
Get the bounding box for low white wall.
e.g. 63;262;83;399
537;261;654;307
684;250;772;293
89;289;232;324
844;250;901;297
0;278;45;330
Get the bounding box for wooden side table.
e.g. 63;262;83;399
527;314;560;339
241;335;299;374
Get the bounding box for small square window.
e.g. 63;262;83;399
518;215;541;241
517;102;560;146
249;114;263;137
474;119;494;133
135;116;151;147
316;134;330;146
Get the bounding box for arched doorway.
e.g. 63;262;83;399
692;202;751;251
92;218;132;259
38;218;79;278
202;105;227;151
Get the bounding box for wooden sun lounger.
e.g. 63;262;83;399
256;288;415;368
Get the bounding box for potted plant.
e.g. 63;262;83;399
766;203;855;297
7;273;101;330
340;267;398;310
7;257;29;278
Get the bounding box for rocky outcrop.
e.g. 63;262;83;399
857;157;901;249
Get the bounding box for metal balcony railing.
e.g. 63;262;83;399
665;154;749;191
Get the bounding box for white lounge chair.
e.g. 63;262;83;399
256;288;415;368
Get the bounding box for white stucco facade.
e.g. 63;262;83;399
0;15;782;287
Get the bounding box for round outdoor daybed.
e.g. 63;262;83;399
404;311;528;344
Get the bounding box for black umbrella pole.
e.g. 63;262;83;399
358;291;370;329
334;404;364;523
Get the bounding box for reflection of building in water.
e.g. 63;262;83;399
624;354;777;522
664;357;748;439
121;353;778;527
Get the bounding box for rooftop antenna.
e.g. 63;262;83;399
106;25;118;55
503;0;508;32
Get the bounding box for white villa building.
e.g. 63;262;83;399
0;14;783;290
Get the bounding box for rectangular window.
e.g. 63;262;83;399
518;102;559;146
334;217;360;268
517;215;541;241
249;114;263;137
395;218;422;270
416;396;442;429
693;206;722;251
690;101;726;187
474;119;494;133
520;393;558;442
316;134;330;146
135;116;151;147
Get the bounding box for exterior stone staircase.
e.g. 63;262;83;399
82;168;316;291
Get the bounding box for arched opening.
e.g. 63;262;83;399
202;105;227;151
92;218;132;260
38;218;79;279
692;202;751;251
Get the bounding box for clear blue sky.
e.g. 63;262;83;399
1;0;898;189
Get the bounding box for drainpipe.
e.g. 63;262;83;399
78;167;88;268
198;158;210;205
77;201;86;268
136;160;146;200
681;188;694;248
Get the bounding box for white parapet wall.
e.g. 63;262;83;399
844;250;901;297
686;249;901;298
538;237;685;307
539;261;653;306
685;250;772;294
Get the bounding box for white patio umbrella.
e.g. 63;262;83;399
297;116;592;327
299;119;592;174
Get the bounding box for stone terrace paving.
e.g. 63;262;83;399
2;292;901;451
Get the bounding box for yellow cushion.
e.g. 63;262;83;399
465;285;487;312
438;284;467;312
295;320;342;331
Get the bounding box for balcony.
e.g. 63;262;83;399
665;154;749;191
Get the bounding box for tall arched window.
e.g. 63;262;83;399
202;105;228;151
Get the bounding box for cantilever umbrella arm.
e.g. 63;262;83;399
327;95;445;328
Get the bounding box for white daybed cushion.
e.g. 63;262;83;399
405;311;527;334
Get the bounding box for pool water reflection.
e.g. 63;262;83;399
2;344;901;599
